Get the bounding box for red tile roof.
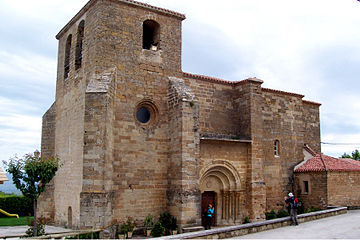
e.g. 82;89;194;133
294;153;360;172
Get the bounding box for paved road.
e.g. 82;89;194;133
0;225;69;238
232;210;360;239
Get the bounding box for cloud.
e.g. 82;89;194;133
0;98;42;163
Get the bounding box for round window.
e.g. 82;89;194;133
136;106;151;124
135;100;159;125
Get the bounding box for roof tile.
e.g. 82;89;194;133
295;154;360;172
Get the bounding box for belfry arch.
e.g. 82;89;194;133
200;162;242;225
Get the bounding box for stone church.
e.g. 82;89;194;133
38;0;321;231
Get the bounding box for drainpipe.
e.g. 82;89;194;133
319;153;328;207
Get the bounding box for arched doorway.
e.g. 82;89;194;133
200;162;241;226
201;191;216;226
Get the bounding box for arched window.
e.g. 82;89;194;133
142;20;160;50
274;140;280;156
64;34;72;79
75;20;85;70
68;206;72;228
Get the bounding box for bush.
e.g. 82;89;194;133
119;223;128;234
159;212;171;231
125;216;135;232
170;216;177;231
305;206;322;213
265;210;277;220
151;222;165;237
0;196;33;216
25;217;46;237
276;209;290;218
144;214;154;230
243;216;250;224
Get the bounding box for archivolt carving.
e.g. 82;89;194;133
200;161;241;191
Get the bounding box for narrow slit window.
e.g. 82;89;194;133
64;34;72;79
303;181;309;194
142;20;160;50
75;20;85;70
274;140;280;156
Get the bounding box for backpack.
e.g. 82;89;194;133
294;198;301;208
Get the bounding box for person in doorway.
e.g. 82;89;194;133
204;203;214;230
285;192;298;225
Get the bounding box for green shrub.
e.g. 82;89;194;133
119;223;128;234
243;216;250;224
305;206;322;213
0;196;33;216
125;216;135;232
159;212;172;234
265;210;277;220
276;209;290;218
170;216;177;230
151;222;165;237
25;217;46;237
144;214;154;230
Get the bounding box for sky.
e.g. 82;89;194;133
0;0;360;173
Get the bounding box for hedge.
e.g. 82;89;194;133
0;196;33;217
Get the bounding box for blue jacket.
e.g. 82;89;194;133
207;207;214;217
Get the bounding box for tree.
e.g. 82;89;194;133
3;151;60;236
341;149;360;160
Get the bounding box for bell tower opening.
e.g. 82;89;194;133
142;20;160;50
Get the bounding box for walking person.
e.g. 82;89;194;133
204;203;214;230
285;192;298;225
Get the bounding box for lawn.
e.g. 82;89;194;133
0;216;33;226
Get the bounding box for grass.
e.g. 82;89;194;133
0;216;33;226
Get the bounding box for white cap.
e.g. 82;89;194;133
288;192;294;197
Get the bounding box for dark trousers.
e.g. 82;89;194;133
204;216;212;230
290;208;298;225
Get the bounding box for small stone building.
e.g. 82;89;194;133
38;0;321;231
295;146;360;209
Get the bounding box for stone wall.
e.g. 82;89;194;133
327;171;360;207
167;77;201;228
302;101;321;153
294;172;328;209
243;81;267;221
184;78;239;137
46;1;90;228
261;90;320;211
38;103;56;223
83;0;187;226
